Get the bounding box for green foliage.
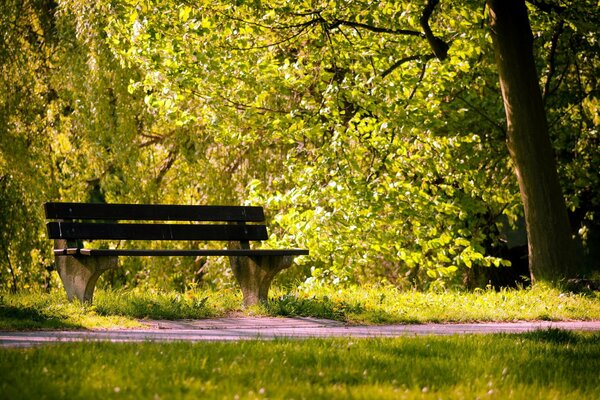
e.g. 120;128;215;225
0;1;59;291
527;4;600;240
100;0;598;287
1;0;598;290
2;334;600;399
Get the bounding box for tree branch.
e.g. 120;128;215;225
455;94;506;137
381;53;435;79
139;132;172;148
542;20;563;104
155;149;178;186
220;23;313;51
215;93;290;114
406;61;428;102
419;0;449;60
525;0;566;14
220;12;319;31
327;19;423;37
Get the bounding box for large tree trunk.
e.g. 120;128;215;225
487;0;575;283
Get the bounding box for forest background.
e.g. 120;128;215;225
1;0;598;294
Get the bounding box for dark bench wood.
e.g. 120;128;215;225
45;202;308;306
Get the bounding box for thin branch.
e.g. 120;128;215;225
218;12;319;31
327;19;423;37
188;88;289;114
455;94;506;136
139;132;172;148
406;61;428;102
215;93;290;115
547;40;595;129
336;24;357;44
525;0;566;14
285;9;326;17
219;24;312;51
369;60;431;183
542;20;563;104
381;53;434;79
155;149;178;186
548;58;571;100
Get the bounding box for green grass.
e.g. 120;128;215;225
0;291;140;330
1;284;599;330
269;284;600;323
1;331;599;399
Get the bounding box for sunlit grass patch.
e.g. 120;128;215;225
0;288;245;330
1;332;599;399
269;283;600;323
0;291;139;330
1;283;599;330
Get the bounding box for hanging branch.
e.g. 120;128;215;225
369;60;431;182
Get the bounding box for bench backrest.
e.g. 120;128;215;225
45;202;268;242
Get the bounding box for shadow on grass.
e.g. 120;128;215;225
267;294;414;323
0;304;84;330
92;290;215;320
520;328;582;344
268;294;359;320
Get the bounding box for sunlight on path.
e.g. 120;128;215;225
2;319;599;347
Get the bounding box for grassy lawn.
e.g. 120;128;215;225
1;330;599;399
1;284;599;330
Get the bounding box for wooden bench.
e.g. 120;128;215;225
45;202;308;306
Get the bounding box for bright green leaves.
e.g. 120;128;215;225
98;0;528;288
243;122;518;288
3;0;596;290
178;5;191;22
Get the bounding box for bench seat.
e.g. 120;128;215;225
54;248;309;257
45;202;308;306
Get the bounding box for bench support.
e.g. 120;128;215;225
54;240;118;303
228;241;293;306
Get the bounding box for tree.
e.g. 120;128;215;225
486;0;575;282
0;0;62;290
102;0;598;287
2;0;596;290
0;0;190;290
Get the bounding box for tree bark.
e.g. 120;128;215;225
487;0;576;283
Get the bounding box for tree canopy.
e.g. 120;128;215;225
1;0;598;291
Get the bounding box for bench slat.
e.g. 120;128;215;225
54;248;309;257
47;222;268;241
44;202;265;222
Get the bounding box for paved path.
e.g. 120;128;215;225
2;318;599;347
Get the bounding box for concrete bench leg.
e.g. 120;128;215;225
55;255;118;303
228;254;294;307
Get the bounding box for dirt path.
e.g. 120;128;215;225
2;318;599;347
